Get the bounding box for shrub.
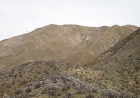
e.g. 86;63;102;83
63;92;74;98
120;92;131;98
102;89;119;98
14;89;22;95
19;79;28;86
48;86;57;96
34;83;41;89
25;88;32;93
85;93;94;98
90;87;98;93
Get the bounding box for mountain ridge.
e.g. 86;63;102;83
0;24;138;70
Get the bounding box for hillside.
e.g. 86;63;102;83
87;28;140;97
0;24;138;70
0;61;121;98
0;25;139;98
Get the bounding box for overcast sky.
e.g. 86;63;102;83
0;0;140;41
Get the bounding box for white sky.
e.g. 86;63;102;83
0;0;140;41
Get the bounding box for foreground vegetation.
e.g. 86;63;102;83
0;60;139;98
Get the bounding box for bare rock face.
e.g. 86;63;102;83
0;24;138;69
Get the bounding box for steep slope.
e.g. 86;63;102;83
88;27;140;65
87;28;140;96
0;24;138;70
63;25;138;64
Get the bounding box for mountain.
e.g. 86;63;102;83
0;24;138;70
0;24;139;98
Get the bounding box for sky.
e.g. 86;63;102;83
0;0;140;41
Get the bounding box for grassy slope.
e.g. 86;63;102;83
87;28;140;96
